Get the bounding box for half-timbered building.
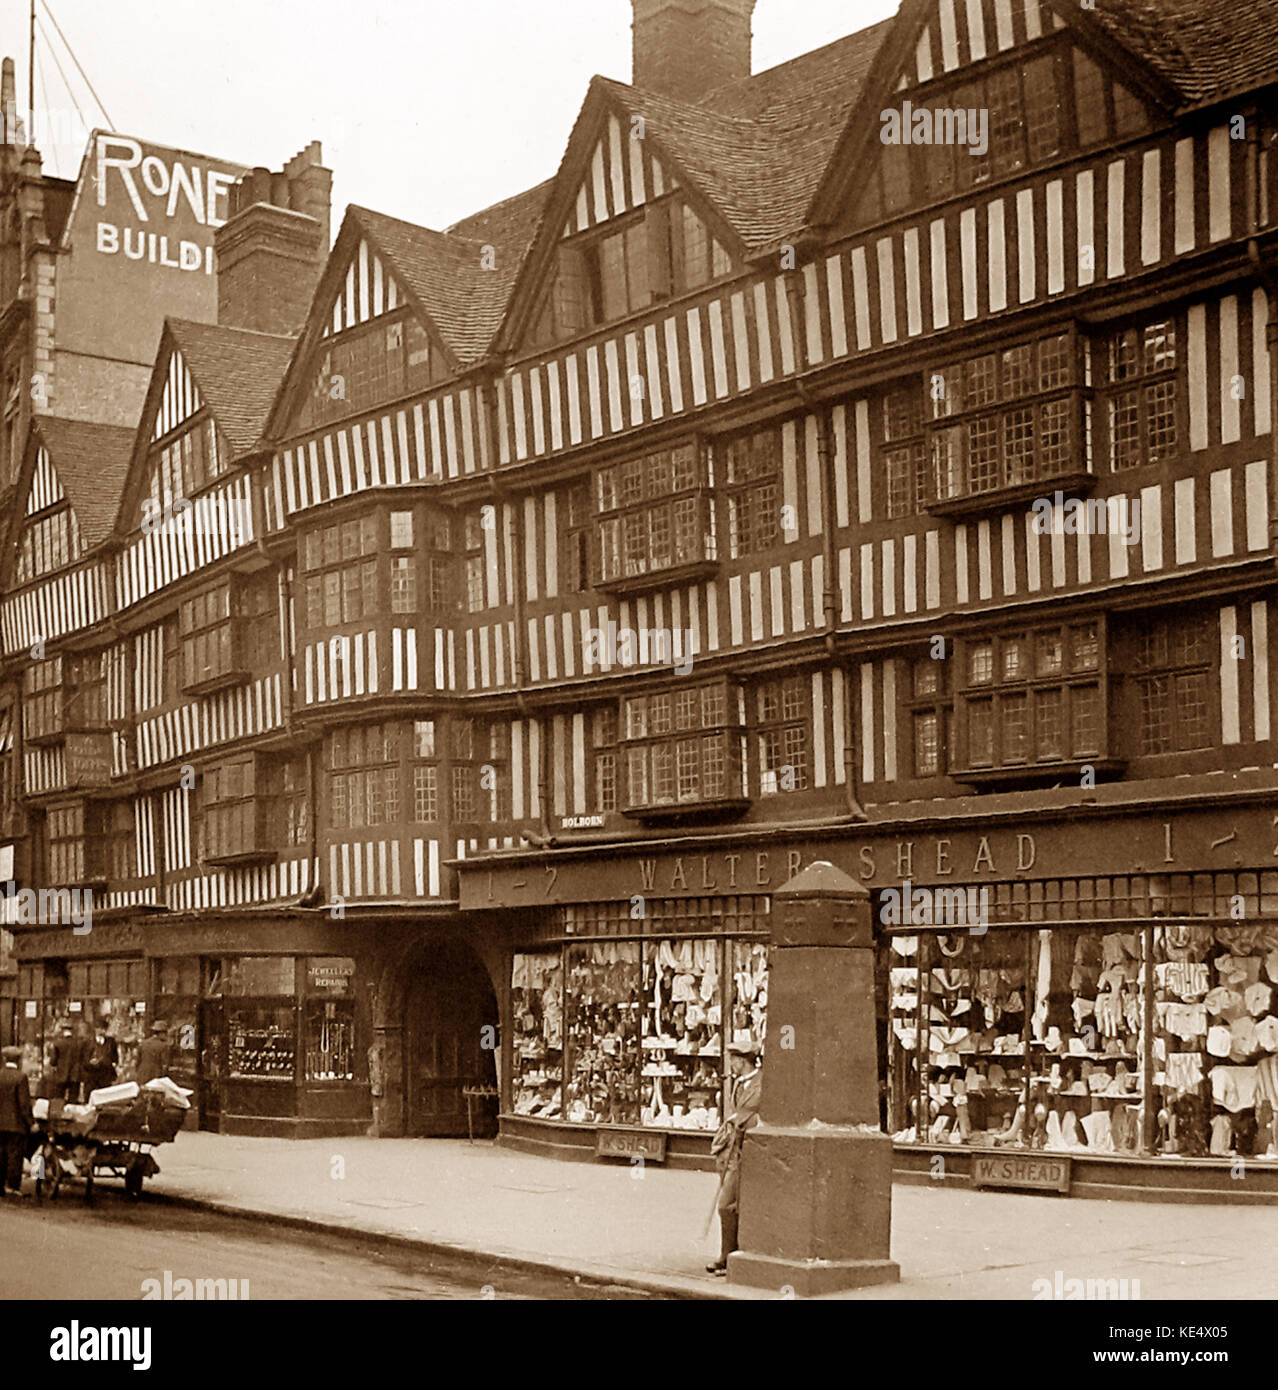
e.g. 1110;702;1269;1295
4;0;1278;1198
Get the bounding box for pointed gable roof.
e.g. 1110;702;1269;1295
1075;0;1278;104
349;204;529;367
165;319;297;456
30;417;136;548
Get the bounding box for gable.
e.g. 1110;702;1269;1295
153;347;203;442
322;236;406;338
895;0;1065;92
563;111;678;238
17;448;84;585
845;24;1162;232
513;96;743;354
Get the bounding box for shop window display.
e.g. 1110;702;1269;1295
227;1003;296;1080
563;943;642;1125
728;941;768;1056
1027;928;1145;1154
511;951;563;1118
304;999;355;1081
640;939;723;1131
511;928;769;1133
924;931;1029;1145
1152;921;1278;1160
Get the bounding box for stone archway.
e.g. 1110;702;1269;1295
368;930;502;1138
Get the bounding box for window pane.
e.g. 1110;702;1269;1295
1035;688;1063;759
1002;692;1029;763
914;711;940;776
968;642;994;685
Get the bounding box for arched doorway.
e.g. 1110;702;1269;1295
403;938;499;1137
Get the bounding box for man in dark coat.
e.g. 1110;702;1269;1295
707;1045;762;1275
0;1046;34;1195
49;1024;83;1102
134;1022;170;1085
82;1027;119;1097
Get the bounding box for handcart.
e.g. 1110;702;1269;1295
33;1092;185;1204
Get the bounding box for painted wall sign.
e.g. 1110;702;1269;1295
56;131;247;375
972;1154;1071;1195
64;733;113;789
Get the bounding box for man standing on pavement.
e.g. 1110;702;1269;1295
0;1045;33;1196
135;1021;170;1085
83;1025;119;1097
49;1023;82;1102
706;1044;762;1276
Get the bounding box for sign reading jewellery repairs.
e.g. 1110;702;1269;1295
459;802;1278;911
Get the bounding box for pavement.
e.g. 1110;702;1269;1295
122;1131;1278;1300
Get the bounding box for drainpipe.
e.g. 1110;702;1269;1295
1245;111;1278;546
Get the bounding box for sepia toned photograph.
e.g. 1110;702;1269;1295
0;0;1274;1358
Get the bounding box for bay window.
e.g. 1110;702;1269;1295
621;681;746;816
597;440;714;592
955;621;1109;777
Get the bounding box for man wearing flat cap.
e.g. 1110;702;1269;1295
0;1046;33;1196
706;1043;762;1275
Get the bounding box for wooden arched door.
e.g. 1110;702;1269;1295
404;941;498;1137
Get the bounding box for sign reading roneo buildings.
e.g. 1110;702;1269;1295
55;131;247;410
91;134;240;274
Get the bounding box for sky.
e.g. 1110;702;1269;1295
0;0;899;235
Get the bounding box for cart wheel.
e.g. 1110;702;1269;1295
125;1163;144;1200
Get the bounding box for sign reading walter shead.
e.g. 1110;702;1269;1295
458;801;1278;910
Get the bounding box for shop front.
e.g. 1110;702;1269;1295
462;791;1278;1199
503;896;770;1168
13;916;378;1138
192;952;369;1138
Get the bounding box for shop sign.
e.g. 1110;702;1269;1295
562;815;605;830
24;1000;37;1018
307;957;355;993
64;733;113;789
460;801;1278;912
68;1001;82;1013
596;1127;668;1163
972;1153;1071;1195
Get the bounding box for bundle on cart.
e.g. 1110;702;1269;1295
86;1080;190;1143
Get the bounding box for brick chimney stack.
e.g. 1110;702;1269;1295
631;0;756;101
215;140;331;336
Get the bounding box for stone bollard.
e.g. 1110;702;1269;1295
728;860;900;1295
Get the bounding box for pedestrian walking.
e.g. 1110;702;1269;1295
83;1026;119;1097
134;1021;171;1085
0;1045;33;1196
706;1044;762;1276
